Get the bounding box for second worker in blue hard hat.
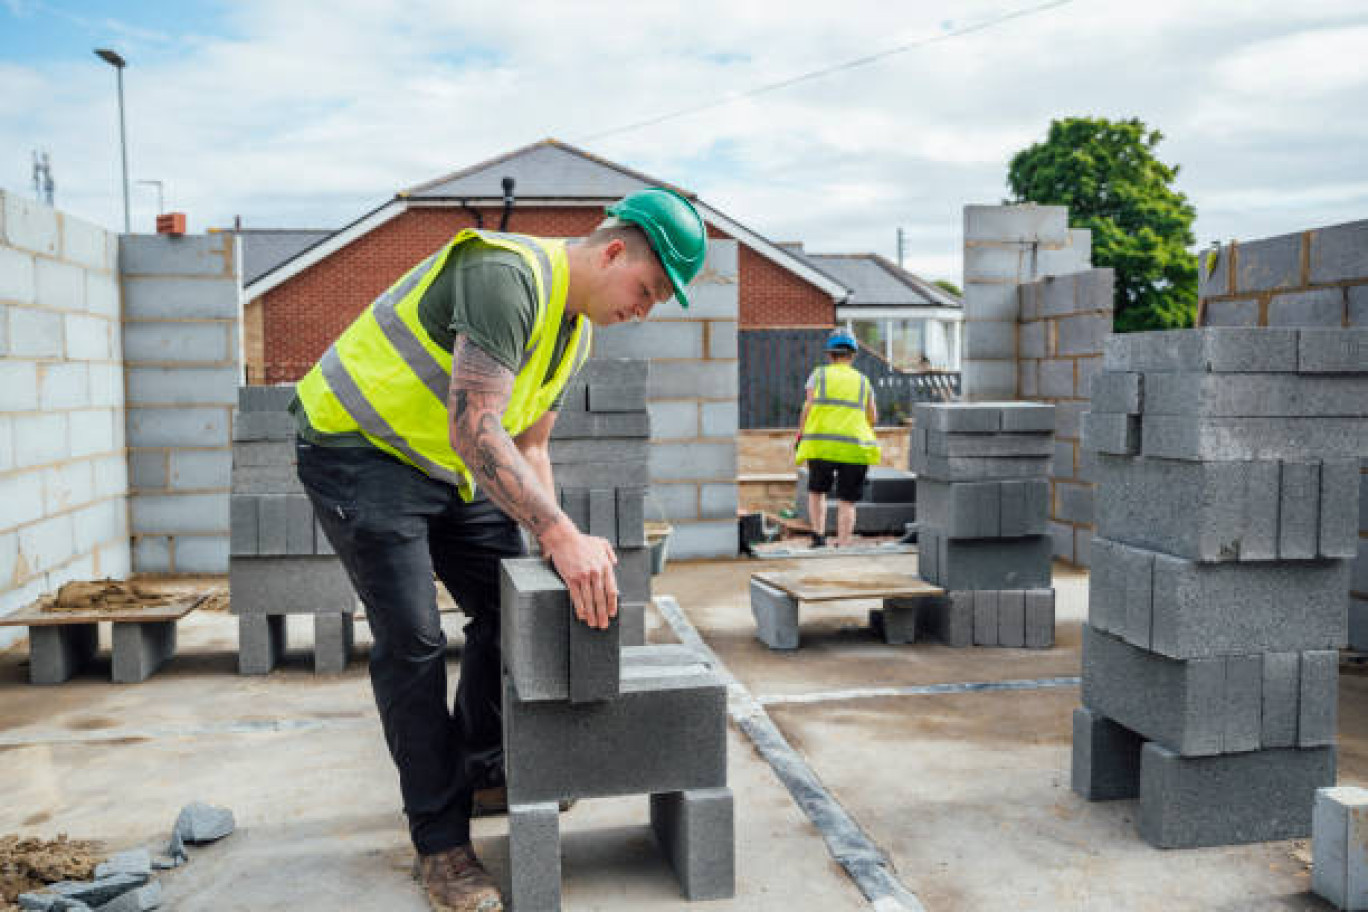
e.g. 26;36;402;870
794;330;882;548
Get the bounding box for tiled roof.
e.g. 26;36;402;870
238;230;333;285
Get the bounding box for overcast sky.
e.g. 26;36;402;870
1;0;1365;284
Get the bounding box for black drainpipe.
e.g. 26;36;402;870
460;198;484;229
499;176;516;231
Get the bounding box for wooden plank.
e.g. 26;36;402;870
0;593;207;627
752;570;941;603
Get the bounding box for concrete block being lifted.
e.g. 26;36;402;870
1089;537;1348;658
111;620;176;684
1138;741;1335;848
500;558;620;703
1313;787;1368;911
1072;706;1143;800
503;651;727;804
651;788;736;901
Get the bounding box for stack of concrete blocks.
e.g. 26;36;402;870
591;239;739;559
1314;786;1368;910
1196;221;1368;648
0;191;130;649
910;401;1056;649
1073;326;1368;848
551;358;652;647
501;558;733;910
121;233;241;574
791;466;918;535
229;384;358;674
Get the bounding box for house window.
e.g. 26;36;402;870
849;318;928;370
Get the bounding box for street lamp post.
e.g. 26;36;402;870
94;48;130;233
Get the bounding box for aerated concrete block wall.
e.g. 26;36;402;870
1197;220;1368;637
0;191;128;647
121;233;242;574
961;204;1111;566
591;239;739;559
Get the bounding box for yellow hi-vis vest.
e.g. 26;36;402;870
795;362;881;466
295;229;592;501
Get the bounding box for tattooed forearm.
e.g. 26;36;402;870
448;335;564;536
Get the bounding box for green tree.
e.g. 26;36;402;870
932;279;962;298
1007;117;1198;332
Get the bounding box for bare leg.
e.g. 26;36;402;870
807;491;827;537
837;500;856;547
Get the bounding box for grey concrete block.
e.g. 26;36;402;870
229;555;357;615
1141;373;1368;417
233;440;296;468
1350;286;1368;327
256;494;287;556
29;623;98;685
1105;328;1301;374
1235;231;1303;293
919;534;1053;591
1038;359;1077;398
615;546;651;604
550;410;650;439
312;612;354;674
1141;415;1367;462
916;479;999;539
648;442;736;483
917;525;939;582
1262;652;1302;749
1082;625;1251;756
1072;706;1143;800
238;614;286;674
233;410;297;442
1020;320;1046;359
972;590;998;647
616;486;646;548
863;468;918;504
997;402;1057;433
314;518;335;556
588;488;616;540
964;321;1016;359
1121;541;1156;649
966;282;1022;321
1204;297;1260;327
119;233;234;276
1081;412;1140;456
998;590;1025;648
503;652;727;803
910;450;1053;482
128;407;231;449
964;204;1068;244
751;578;799;650
1300;650;1339;749
915;403;1004;433
285;495;315;555
508;802;561;912
500;559;582;703
920;592;973;647
230;496;258;556
231;464;304;495
651;788;736;901
1310;220;1368;285
237;385;297;413
1321;460;1360;559
1091;372;1143;415
1024;589;1055;649
111;621;176;684
874;598;920;645
1312;786;1368;910
559;487;589;534
569;609;620;703
1054;482;1094;526
1270;288;1347;327
648;361;737;401
1300;328;1368;374
619;601;646;648
925;430;1055;459
1280;462;1320;560
1138;741;1334;848
1057;312;1111;356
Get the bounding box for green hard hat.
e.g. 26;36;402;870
605;187;706;308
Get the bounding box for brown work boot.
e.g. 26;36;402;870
416;844;503;912
472;786;576;817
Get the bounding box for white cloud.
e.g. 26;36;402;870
0;0;1364;285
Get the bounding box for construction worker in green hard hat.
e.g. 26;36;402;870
794;329;881;549
291;186;706;912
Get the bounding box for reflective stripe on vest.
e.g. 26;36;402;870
296;229;590;498
795;363;881;466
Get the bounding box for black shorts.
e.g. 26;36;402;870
806;459;868;503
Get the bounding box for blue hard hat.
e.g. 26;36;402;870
825;330;857;353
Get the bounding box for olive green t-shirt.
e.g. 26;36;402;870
292;238;577;446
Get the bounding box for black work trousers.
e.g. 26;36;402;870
296;439;525;854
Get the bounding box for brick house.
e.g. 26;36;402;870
239;138;849;383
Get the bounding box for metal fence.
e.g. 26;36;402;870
738;329;960;428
